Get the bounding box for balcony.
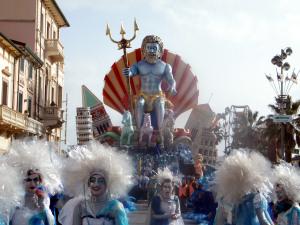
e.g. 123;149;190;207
0;105;44;136
41;106;64;130
26;118;44;136
0;105;25;132
45;39;64;63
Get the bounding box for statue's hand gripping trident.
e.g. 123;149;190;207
106;20;139;114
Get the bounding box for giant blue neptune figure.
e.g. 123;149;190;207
123;35;177;143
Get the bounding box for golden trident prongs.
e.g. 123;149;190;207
106;19;139;53
106;19;139;114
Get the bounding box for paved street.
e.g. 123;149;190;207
128;201;198;225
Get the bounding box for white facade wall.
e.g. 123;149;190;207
76;107;93;145
185;104;218;165
0;44;16;108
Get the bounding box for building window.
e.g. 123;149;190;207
191;128;198;140
47;22;50;39
204;139;208;146
20;58;25;72
2;80;8;105
58;85;62;108
28;64;33;79
27;96;32;117
51;87;55;103
38;75;42;102
45;68;49;104
40;13;44;32
18;92;23;113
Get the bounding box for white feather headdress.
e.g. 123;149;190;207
0;162;24;214
62;142;134;198
156;167;180;186
272;162;300;203
214;150;273;204
6;139;62;195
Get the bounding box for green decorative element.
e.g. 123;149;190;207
81;85;102;107
120;111;134;146
100;132;120;141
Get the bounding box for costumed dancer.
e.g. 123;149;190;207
150;168;184;225
272;163;300;224
213;150;274;225
193;153;204;179
58;142;133;225
189;178;217;224
6;139;62;225
0;163;24;225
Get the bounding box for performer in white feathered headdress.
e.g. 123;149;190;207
0;162;24;225
213;150;274;225
58;142;134;225
150;167;184;225
6;139;62;225
272;163;300;225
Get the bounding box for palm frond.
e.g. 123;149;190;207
268;104;280;114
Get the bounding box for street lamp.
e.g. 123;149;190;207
266;47;298;161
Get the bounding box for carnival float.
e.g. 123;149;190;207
85;21;203;178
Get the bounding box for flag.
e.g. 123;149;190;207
265;74;274;82
291;72;298;84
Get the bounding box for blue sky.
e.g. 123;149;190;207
56;0;300;146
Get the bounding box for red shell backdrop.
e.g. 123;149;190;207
103;48;199;118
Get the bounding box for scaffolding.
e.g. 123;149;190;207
223;105;250;154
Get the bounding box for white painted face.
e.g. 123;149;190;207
275;183;287;201
144;43;161;64
161;181;173;199
89;173;107;197
24;173;41;194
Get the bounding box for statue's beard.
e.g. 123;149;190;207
145;53;160;64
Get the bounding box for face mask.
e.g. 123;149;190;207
144;43;161;64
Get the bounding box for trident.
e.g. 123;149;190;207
106;19;139;114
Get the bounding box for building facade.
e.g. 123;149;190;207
76;107;93;145
0;33;46;152
0;0;69;143
185;104;218;165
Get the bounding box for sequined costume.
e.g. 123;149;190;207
233;192;273;225
276;203;300;225
0;216;6;225
70;199;128;225
150;195;184;225
11;207;54;225
273;163;300;225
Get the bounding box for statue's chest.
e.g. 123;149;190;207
138;62;165;77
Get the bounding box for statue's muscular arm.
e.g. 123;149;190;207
123;63;139;77
129;63;139;76
164;64;177;95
